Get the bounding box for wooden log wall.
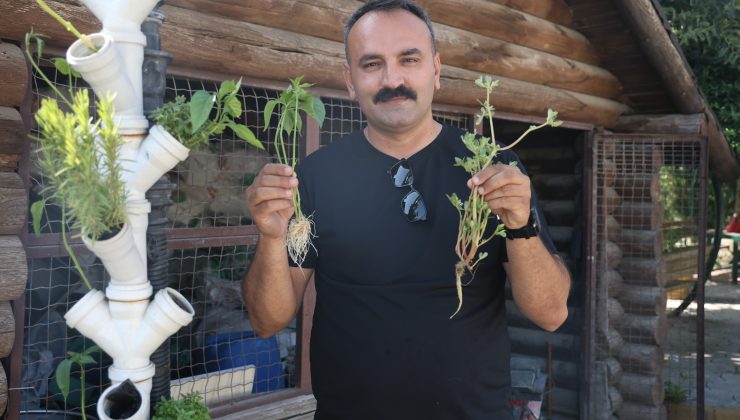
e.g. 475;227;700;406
596;137;667;419
593;142;626;418
505;127;584;418
0;39;28;418
0;0;630;128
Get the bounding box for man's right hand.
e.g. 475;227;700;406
245;163;298;240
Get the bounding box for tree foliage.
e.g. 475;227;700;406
662;0;740;152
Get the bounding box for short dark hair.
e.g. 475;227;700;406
343;0;437;62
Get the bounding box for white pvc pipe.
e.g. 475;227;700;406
126;199;151;265
124;125;190;201
82;224;151;302
66;33;147;134
97;371;153;420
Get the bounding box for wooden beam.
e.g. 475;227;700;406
614;0;739;181
614;114;706;136
603;269;624;298
617;285;667;316
618;257;666;287
614;173;660;202
0;1;629;126
0;173;26;235
488;0;573;27
618;372;664;407
618;402;666;419
0;301;14;358
0;236;27;301
532;174;580;200
0;42;28;108
415;0;600;64
614;201;664;230
618;313;667;346
616;228;662;258
171;0;622;99
0;107;25;155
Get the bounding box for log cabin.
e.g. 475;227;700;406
0;0;737;419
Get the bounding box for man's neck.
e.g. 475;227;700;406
364;120;442;159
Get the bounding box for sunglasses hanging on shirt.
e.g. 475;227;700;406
387;158;428;222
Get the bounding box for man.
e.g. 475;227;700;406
243;0;570;418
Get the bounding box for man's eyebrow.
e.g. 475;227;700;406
400;48;422;56
358;53;382;64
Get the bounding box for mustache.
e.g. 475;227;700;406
373;85;418;104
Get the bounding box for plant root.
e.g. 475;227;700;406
287;214;315;268
450;262;466;319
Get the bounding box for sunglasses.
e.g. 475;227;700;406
387;159;428;222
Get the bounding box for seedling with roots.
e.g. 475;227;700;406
447;75;562;318
264;77;325;266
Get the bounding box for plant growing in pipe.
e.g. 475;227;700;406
152;392;210;420
151;79;264;151
263;77;326;267
447;75;561;318
55;345;101;420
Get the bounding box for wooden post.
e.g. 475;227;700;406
0;236;26;301
0;302;14;358
618;313;668;346
0;173;27;234
0;43;28;108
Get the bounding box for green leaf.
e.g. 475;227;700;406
83;344;100;356
31;200;45;237
282;108;296;134
311;97;326;127
52;58;71;76
190;91;215;133
217;80;237;100
225;96;242;118
78;355;96;365
263;99;278;131
232;123;264;150
55;358;73;402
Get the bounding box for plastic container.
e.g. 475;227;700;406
204;330;284;393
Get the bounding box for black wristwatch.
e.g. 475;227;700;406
505;208;540;240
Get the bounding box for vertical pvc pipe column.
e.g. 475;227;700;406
141;5;176;411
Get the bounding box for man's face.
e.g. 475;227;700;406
343;9;441;134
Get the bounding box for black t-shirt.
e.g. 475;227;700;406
290;125;555;419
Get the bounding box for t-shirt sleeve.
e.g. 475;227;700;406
288;162;318;269
497;149;558;263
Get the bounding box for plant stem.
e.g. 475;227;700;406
61;206;93;290
80;363;86;420
24;41;73;109
35;0;98;52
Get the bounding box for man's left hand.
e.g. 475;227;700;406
468;163;531;229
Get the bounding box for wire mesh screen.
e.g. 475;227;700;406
167;245;295;403
318;97;472;148
594;134;705;417
164;78;282;229
23;58;479;415
22;62;110;417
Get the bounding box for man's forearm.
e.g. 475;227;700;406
243;235;300;337
506;237;570;332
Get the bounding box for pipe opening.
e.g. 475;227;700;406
101;379;142;419
168;289;194;314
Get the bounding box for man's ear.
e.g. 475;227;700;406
343;62;356;100
433;52;441;91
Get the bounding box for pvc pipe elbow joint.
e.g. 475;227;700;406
82;224;151;302
66;33;148;133
123;125;190;199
